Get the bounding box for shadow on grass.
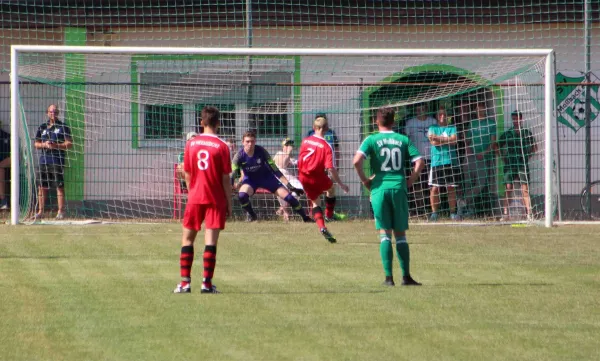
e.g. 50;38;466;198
434;282;553;287
0;255;68;259
224;289;388;295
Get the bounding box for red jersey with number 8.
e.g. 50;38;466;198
183;134;231;205
298;135;335;176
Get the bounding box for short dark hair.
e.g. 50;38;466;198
242;130;256;140
511;110;523;119
201;106;220;128
315;113;327;120
377;107;395;127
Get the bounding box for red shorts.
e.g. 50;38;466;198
183;203;226;231
299;173;333;201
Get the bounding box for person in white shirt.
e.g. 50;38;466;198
273;138;303;221
403;103;437;216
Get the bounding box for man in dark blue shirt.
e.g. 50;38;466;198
0;127;10;210
34;104;73;220
306;113;346;221
232;130;310;222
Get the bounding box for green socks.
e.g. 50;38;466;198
379;234;393;277
395;236;410;277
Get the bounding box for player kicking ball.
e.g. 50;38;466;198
174;106;232;294
353;107;424;286
232;131;311;223
298;115;349;243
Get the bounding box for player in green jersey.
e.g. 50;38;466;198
353;107;425;286
465;102;499;216
498;110;537;220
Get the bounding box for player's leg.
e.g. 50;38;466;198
502;183;513;220
448;186;457;218
200;228;221;293
517;167;533;220
36;165;50;218
238;181;257;221
174;227;198;293
450;166;463;220
429;166;441;221
324;185;336;220
502;167;515;220
37;186;48;218
521;182;532;219
391;189;421;286
299;174;335;240
429;186;440;221
174;204;204;293
276;196;288;219
54;165;66;219
274;186;311;222
371;189;395;286
311;196;336;243
0;157;7;209
200;205;226;294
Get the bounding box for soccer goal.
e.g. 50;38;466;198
10;46;556;227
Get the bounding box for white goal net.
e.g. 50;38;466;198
10;46;556;226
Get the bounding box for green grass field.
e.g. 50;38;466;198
1;221;599;361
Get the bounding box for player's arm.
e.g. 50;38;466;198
328;167;349;193
264;148;284;178
439;134;457;145
33;126;44;149
406;140;424;188
353;151;371;190
497;132;508;158
56;126;73;150
486;123;498;156
182;143;192;189
354;136;374;189
527;132;538;155
408;158;425;188
231;151;242;188
220;146;233;216
428;127;442;146
488;134;498;156
327;141;349;193
222;172;233;217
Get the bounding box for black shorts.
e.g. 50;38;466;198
503;165;530;185
411;159;430;187
429;165;461;187
38;164;64;189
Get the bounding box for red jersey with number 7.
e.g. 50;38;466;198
298;135;335;176
183;134;232;205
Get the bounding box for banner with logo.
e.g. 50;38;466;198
556;71;600;132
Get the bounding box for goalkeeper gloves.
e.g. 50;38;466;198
287;184;304;196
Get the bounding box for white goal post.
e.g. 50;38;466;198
10;45;556;227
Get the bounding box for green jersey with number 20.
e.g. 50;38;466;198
358;131;422;193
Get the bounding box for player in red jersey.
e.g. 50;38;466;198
298;115;349;243
174;106;232;294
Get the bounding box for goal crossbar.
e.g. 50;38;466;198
9;45;556;227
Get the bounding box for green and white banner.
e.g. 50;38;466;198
556;71;600;132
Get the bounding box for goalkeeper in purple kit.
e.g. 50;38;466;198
232;131;311;222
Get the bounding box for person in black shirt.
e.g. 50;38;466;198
33;104;73;220
0;127;9;210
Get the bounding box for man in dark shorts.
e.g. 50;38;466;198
0;127;10;210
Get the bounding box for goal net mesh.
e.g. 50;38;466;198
13;50;552;222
